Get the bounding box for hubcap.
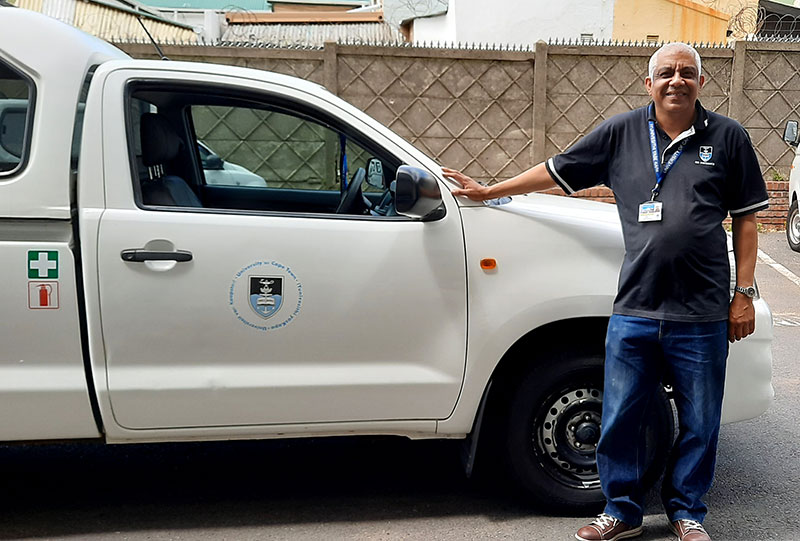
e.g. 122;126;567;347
790;207;800;245
535;386;603;488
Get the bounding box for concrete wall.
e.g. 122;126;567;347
116;39;798;228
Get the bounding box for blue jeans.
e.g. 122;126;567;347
598;314;728;527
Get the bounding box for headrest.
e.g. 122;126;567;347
140;113;182;167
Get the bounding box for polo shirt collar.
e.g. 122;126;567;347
647;100;709;132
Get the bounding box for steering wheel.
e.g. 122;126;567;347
336;167;366;214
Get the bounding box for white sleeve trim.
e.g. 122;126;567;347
546;157;575;195
730;199;769;216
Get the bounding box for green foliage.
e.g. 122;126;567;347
771;169;788;182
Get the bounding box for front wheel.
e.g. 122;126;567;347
503;353;675;514
787;200;800;252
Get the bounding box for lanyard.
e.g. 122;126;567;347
647;108;688;201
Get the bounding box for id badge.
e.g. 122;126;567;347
638;201;663;222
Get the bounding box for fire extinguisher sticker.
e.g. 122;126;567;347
28;281;59;309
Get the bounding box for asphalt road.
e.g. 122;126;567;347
0;232;798;541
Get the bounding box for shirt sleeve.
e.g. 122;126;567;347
726;127;769;218
545;119;614;194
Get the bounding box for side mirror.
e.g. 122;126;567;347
204;154;224;170
784;120;799;147
395;165;445;220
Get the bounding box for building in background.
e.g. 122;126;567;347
758;0;800;37
612;0;730;43
223;7;405;45
136;0;373;42
8;0;197;41
405;0;765;45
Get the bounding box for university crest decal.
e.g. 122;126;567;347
229;261;303;331
249;276;283;319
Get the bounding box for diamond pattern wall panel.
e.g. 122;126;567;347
193;105;335;190
545;53;731;159
741;50;800;178
545;54;648;159
337;54;533;184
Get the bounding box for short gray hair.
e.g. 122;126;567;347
648;43;702;81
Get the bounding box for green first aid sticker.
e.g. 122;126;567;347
28;250;59;279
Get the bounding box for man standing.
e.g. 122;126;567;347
443;43;768;541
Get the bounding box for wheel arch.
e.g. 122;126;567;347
459;316;609;472
489;316;610;402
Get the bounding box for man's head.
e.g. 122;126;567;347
645;43;704;118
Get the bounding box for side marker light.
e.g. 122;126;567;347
480;258;497;270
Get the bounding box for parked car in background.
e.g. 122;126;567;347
198;141;267;187
783;120;800;251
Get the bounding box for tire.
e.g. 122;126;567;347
503;352;675;514
787;200;800;253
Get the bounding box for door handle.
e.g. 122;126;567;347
121;249;193;262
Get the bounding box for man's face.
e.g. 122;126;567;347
645;48;704;116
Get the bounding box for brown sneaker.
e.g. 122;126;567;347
670;519;711;541
575;513;643;541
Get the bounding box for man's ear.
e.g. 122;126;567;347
645;77;653;95
699;74;705;90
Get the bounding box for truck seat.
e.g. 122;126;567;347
139;113;202;207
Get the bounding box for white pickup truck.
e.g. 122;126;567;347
0;9;774;512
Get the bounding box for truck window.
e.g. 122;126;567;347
126;83;401;217
190;104;392;200
0;59;33;175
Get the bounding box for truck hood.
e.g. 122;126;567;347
480;193;625;251
498;192;621;229
457;192;625;287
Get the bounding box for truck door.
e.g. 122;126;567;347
92;69;467;430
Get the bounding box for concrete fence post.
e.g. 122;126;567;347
533;40;548;164
323;41;338;95
728;39;747;124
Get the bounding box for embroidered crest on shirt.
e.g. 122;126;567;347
695;145;715;166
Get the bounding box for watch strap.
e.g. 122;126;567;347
734;285;756;298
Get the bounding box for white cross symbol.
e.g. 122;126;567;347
30;252;57;278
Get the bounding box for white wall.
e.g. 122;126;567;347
412;0;615;46
151;8;226;42
412;2;456;43
383;0;448;26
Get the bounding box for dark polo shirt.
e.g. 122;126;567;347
545;101;769;322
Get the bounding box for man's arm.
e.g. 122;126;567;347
442;162;557;201
729;213;758;342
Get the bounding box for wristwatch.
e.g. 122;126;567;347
734;284;757;298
